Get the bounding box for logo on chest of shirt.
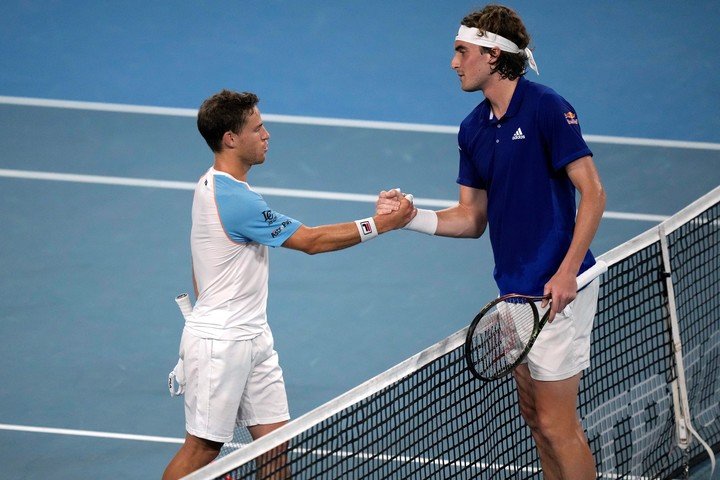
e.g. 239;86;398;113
262;210;278;225
512;127;526;140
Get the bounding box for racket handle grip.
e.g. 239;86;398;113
577;260;608;289
175;293;193;320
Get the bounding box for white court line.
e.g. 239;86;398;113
0;422;532;475
0;168;668;222
0;422;652;479
2;95;720;150
0;423;183;444
0;422;524;473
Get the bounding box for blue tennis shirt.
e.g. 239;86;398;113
457;76;595;296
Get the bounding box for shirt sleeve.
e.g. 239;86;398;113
214;175;302;247
538;92;593;171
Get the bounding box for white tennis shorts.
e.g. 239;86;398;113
522;278;600;381
179;325;290;443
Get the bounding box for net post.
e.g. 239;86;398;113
658;224;715;472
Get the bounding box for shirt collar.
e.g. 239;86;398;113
485;76;529;123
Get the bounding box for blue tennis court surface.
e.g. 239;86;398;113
1;1;719;478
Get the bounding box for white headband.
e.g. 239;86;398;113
455;25;539;75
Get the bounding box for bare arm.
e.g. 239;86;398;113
544;155;606;319
378;185;487;238
435;185;488;238
282;197;416;255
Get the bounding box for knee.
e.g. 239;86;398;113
534;414;560;438
162;436;222;480
520;409;555;446
534;413;583;448
184;435;222;459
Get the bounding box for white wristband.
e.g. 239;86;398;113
355;217;378;242
403;209;438;235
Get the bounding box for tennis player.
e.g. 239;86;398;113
377;5;605;479
162;90;415;479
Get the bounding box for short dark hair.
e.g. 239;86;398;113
461;4;531;80
197;90;259;152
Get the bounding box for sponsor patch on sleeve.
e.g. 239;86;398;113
564;112;579;125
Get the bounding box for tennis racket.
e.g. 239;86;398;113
464;261;607;381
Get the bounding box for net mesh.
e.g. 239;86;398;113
580;241;679;477
668;201;720;458
190;187;719;480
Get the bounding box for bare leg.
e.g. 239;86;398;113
162;433;223;480
514;365;595;480
248;421;290;479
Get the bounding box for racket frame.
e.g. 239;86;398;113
464;293;551;381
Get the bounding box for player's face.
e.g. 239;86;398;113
234;107;270;165
451;41;491;92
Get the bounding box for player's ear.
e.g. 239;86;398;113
222;130;235;149
488;47;501;62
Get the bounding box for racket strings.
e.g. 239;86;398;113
468;299;537;378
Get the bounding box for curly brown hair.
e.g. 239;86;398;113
461;4;532;80
197;90;259;152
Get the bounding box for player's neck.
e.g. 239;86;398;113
483;76;518;120
213;153;250;183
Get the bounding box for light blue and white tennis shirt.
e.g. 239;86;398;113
185;167;301;340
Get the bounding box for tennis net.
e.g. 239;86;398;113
187;185;720;480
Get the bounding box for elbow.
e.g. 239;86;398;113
469;228;485;239
303;239;329;256
592;184;607;214
302;231;325;255
294;240;322;255
469;218;487;239
285;226;324;255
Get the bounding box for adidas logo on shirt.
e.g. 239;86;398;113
512;128;525;140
